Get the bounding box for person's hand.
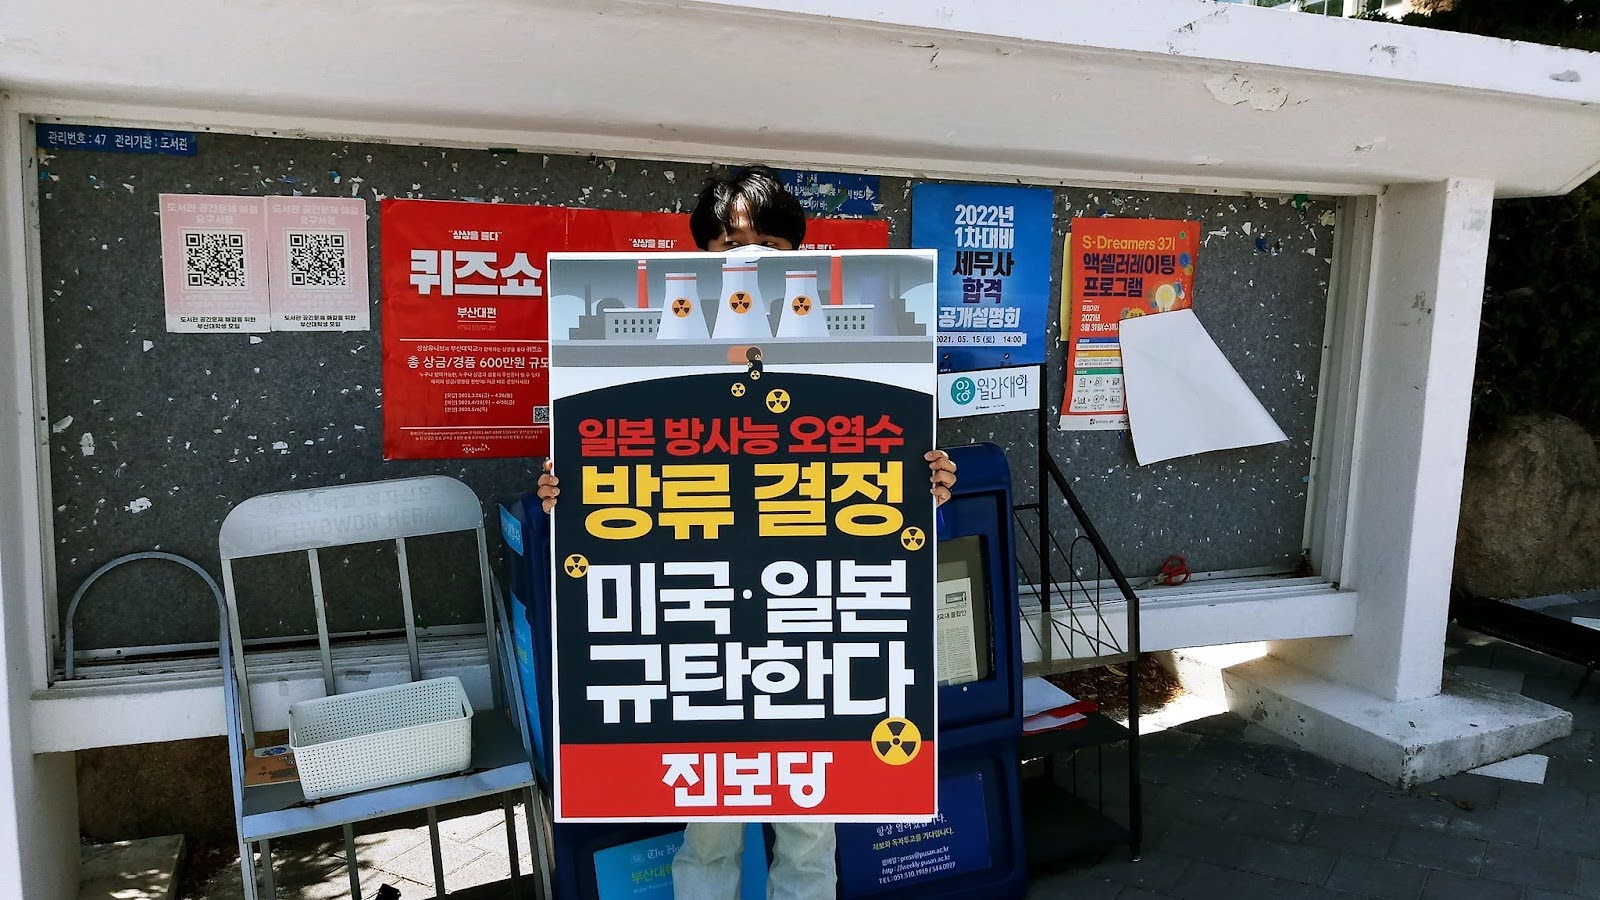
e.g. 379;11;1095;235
537;459;560;513
926;449;956;508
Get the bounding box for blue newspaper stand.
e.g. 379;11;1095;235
931;443;1025;731
499;497;552;784
499;494;766;900
835;442;1028;899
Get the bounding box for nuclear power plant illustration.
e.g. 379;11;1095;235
551;251;932;347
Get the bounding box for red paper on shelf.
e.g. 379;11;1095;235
1023;700;1099;734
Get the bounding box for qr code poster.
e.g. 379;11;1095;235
158;194;270;333
266;197;371;332
547;248;939;822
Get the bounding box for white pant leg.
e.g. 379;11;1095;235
767;823;836;900
673;822;745;899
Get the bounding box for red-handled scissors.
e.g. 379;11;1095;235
1156;555;1190;586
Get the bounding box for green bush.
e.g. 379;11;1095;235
1474;190;1600;432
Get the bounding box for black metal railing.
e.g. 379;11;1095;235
1013;447;1144;859
1012;454;1142;673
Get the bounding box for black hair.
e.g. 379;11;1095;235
689;165;807;251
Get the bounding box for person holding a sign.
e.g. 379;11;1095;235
539;167;955;900
688;165;810;252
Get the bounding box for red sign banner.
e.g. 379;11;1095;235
381;200;889;460
381;200;562;460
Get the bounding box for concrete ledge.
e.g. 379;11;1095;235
33;638;493;752
1020;578;1357;666
1218;654;1572;788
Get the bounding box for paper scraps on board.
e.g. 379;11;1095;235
1119;308;1288;466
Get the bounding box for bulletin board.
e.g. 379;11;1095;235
924;187;1335;585
33;127;1332;656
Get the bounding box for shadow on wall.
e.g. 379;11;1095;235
77;736;236;841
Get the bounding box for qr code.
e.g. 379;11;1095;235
533;406;551;424
288;231;349;288
183;231;247;290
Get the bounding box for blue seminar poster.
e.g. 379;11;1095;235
912;183;1053;372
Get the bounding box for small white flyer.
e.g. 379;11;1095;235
158;194;270;333
265;197;370;331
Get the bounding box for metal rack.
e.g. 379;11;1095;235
1009;370;1143;866
217;476;543;900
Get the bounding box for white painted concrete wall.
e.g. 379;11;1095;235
1276;178;1495;701
3;0;1600;196
0;105;78;900
703;0;1598;113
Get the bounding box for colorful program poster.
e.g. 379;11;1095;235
912;183;1053;372
1059;218;1200;431
266;197;371;331
548;249;938;822
380;199;563;459
158;194;271;333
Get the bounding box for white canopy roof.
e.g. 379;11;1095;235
3;0;1599;196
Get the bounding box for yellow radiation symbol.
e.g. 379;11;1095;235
791;294;813;316
562;554;590;578
900;527;926;551
728;291;752;314
872;717;922;766
730;382;746;398
671;296;694;318
749;368;762;380
765;389;791;414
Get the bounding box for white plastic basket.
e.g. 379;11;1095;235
289;676;474;800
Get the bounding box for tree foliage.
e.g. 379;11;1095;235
1378;0;1600;51
1362;0;1600;431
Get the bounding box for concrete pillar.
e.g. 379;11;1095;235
1;111;83;899
1218;179;1573;786
1289;178;1492;701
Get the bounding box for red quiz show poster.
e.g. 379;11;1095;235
381;199;563;459
382;200;889;460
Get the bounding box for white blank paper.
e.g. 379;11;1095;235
1119;309;1288;466
1022;676;1077;717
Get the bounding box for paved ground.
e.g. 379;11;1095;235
193;798;535;899
197;626;1597;898
1030;630;1600;900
